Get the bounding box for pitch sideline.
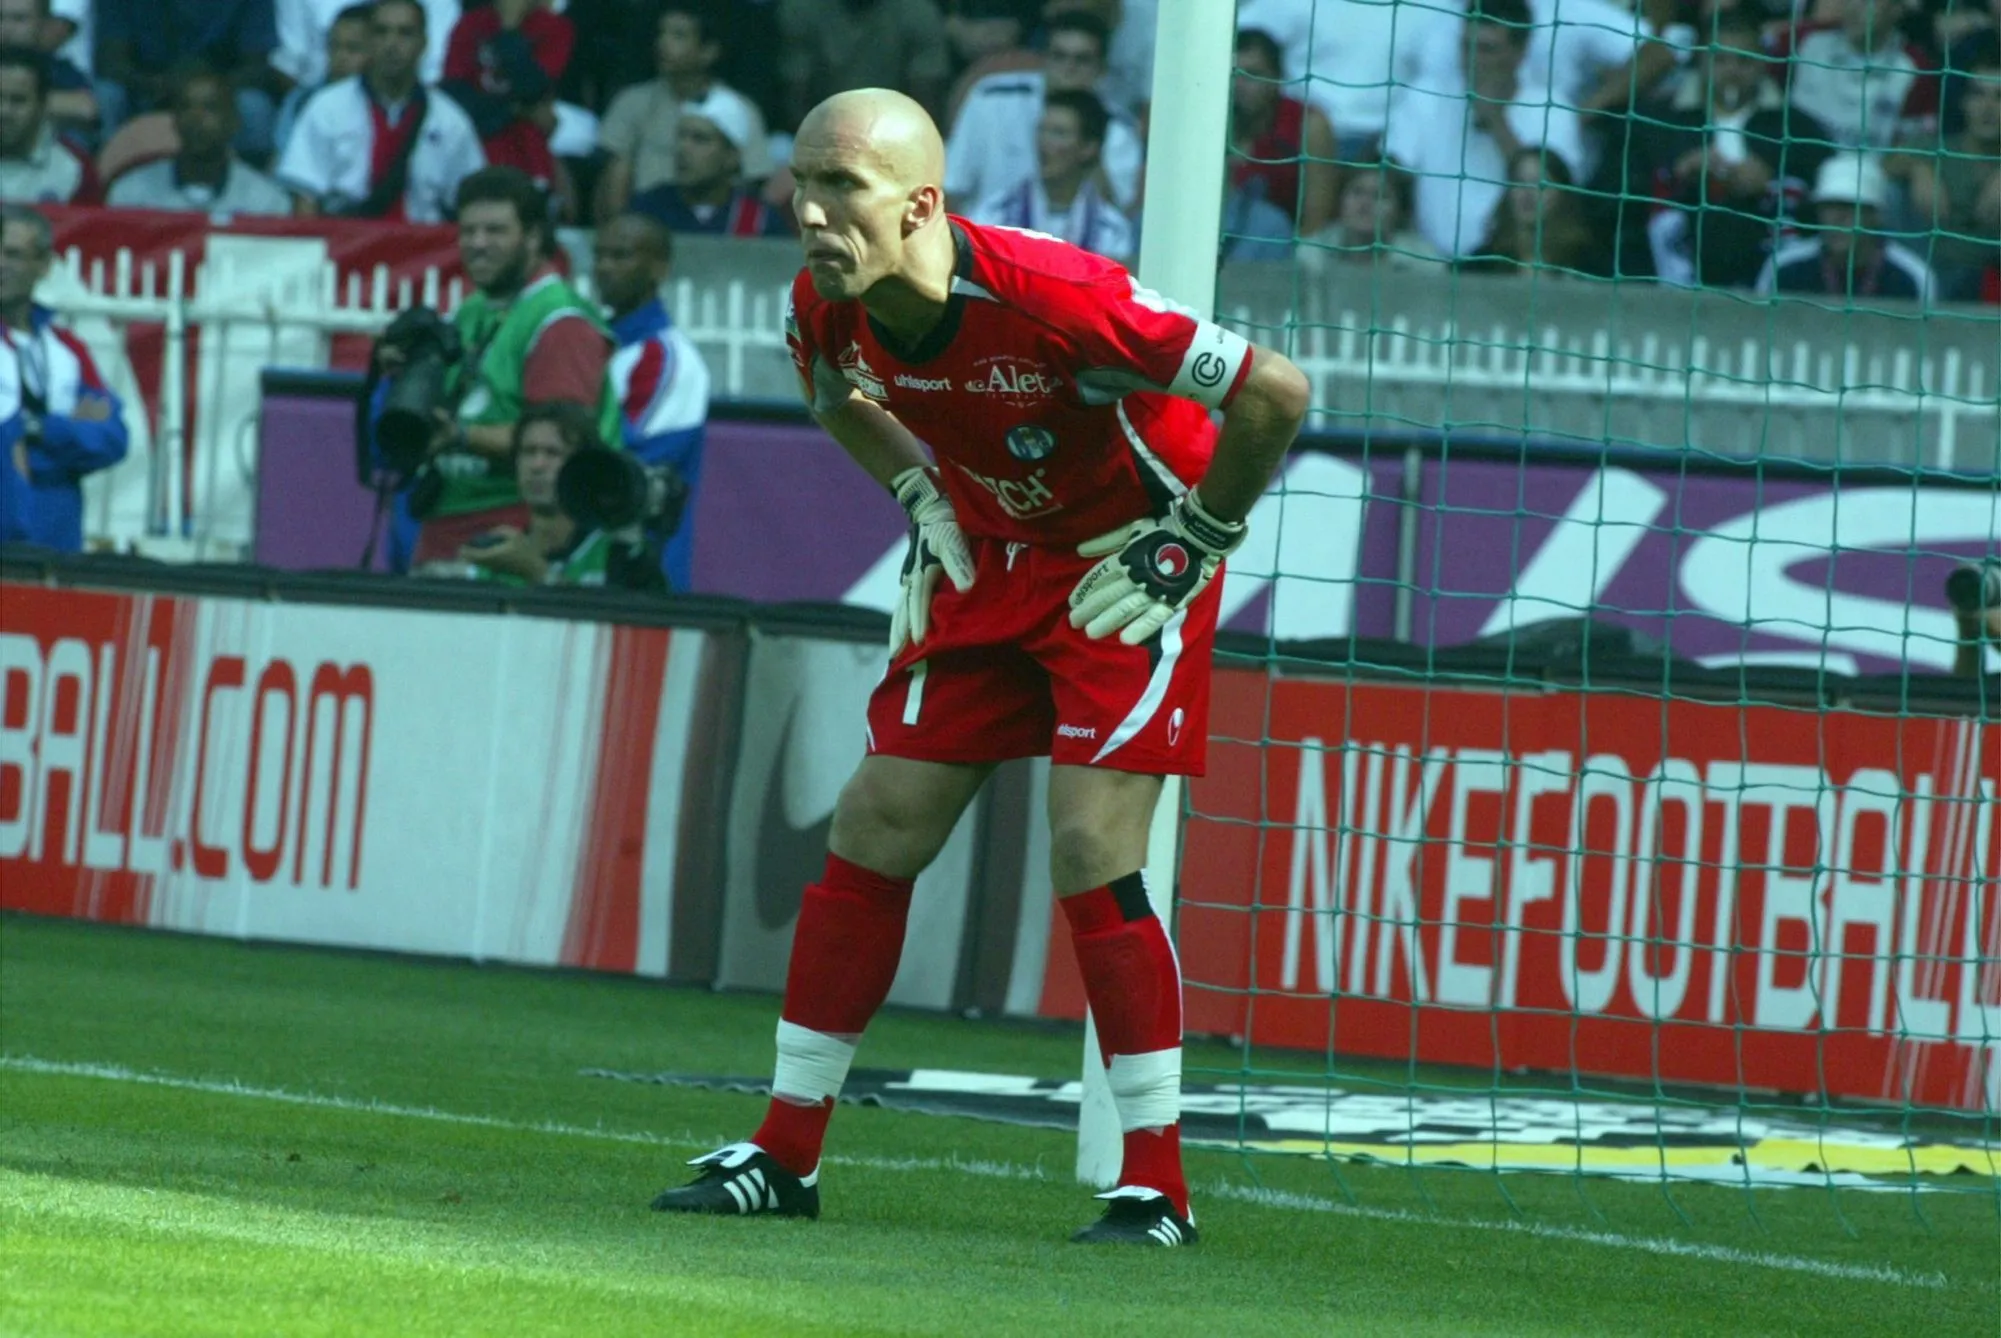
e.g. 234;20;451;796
0;1054;1953;1292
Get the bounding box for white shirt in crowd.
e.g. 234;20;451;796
945;69;1144;211
971;180;1134;262
276;78;485;223
1397;0;1652;109
106;158;293;216
1385;83;1585;256
1235;0;1449;139
271;0;460;87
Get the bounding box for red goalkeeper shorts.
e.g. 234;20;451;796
866;536;1219;776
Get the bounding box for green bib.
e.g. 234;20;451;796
430;272;625;518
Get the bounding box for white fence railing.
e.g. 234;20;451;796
40;246;2000;559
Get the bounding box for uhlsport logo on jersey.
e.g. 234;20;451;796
895;373;952;392
1005;424;1057;461
837;341;886;399
966;355;1061;404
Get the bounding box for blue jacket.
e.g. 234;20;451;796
1;306;132;552
610;299;711;592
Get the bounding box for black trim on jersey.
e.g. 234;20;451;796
866;223;973;366
1129;441;1182;521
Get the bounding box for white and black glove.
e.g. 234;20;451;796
1068;490;1246;645
888;466;976;658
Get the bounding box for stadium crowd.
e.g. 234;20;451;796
0;0;1996;299
0;0;1995;301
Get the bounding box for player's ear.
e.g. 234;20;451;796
905;184;944;234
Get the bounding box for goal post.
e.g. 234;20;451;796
1074;0;1238;1188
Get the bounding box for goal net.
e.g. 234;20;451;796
1173;0;2001;1201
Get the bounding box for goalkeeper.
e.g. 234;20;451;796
652;88;1309;1246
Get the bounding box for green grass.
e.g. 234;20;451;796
0;915;1995;1337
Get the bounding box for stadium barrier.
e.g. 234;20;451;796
35;210;2000;559
2;549;1993;1112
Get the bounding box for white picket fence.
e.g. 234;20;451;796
42;245;2000;560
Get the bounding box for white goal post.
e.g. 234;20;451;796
1075;0;1238;1187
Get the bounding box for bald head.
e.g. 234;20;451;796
797;88;945;197
790;87;955;306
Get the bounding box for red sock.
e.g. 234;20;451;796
1062;872;1190;1218
750;853;914;1176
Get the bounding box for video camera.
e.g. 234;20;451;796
372;307;465;476
556;447;689;540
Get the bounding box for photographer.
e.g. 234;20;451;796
1948;561;2001;680
441;400;676;591
370;165;622;565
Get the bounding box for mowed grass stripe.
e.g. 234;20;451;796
0;1055;1955;1291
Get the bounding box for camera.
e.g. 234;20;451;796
1945;561;2001;615
374;307;465;475
557;447;689;538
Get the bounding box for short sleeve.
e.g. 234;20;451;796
599;87;644;156
785;279;853;413
276;92;334;196
1067;275;1254;411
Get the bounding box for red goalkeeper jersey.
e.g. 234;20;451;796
785;217;1254;547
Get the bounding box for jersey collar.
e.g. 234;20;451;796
866;221;972;366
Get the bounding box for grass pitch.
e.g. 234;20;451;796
1;915;1995;1337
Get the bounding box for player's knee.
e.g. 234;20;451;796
829;766;955;877
1048;817;1141;895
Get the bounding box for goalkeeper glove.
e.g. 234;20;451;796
888;466;976;658
1068;489;1246;645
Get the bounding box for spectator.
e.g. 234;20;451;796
0;205;131;553
0;0;93;134
441;0;571;205
946;10;1143;210
594;212;710;592
1947;560;2001;678
448;401;669;590
277;0;485;220
629;90;791;236
272;0;456;91
594;3;770;224
778;0;950;129
1778;0;1941;150
1237;0;1447;160
1321;153;1440;264
1468;146;1600;271
106;66;292;214
272;1;369;156
1908;32;2000;300
1219;174;1296;261
96;0;285;161
1386;0;1587;257
0;46;96;201
1595;6;1835;287
943;0;1038;126
972;88;1132;259
1404;0;1666;130
1230;28;1337;235
374;166;621;564
1756;151;1937;299
558;0;661;112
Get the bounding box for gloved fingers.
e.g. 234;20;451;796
1118;602;1173;646
1068;561;1131;627
888;590;910;660
1085;589;1157;641
935;524;976;592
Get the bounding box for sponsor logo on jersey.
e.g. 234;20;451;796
838;340;886;399
1056;724;1097;740
894;373;952;392
966;355;1061;403
1005;424;1057;461
954;463;1062;520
